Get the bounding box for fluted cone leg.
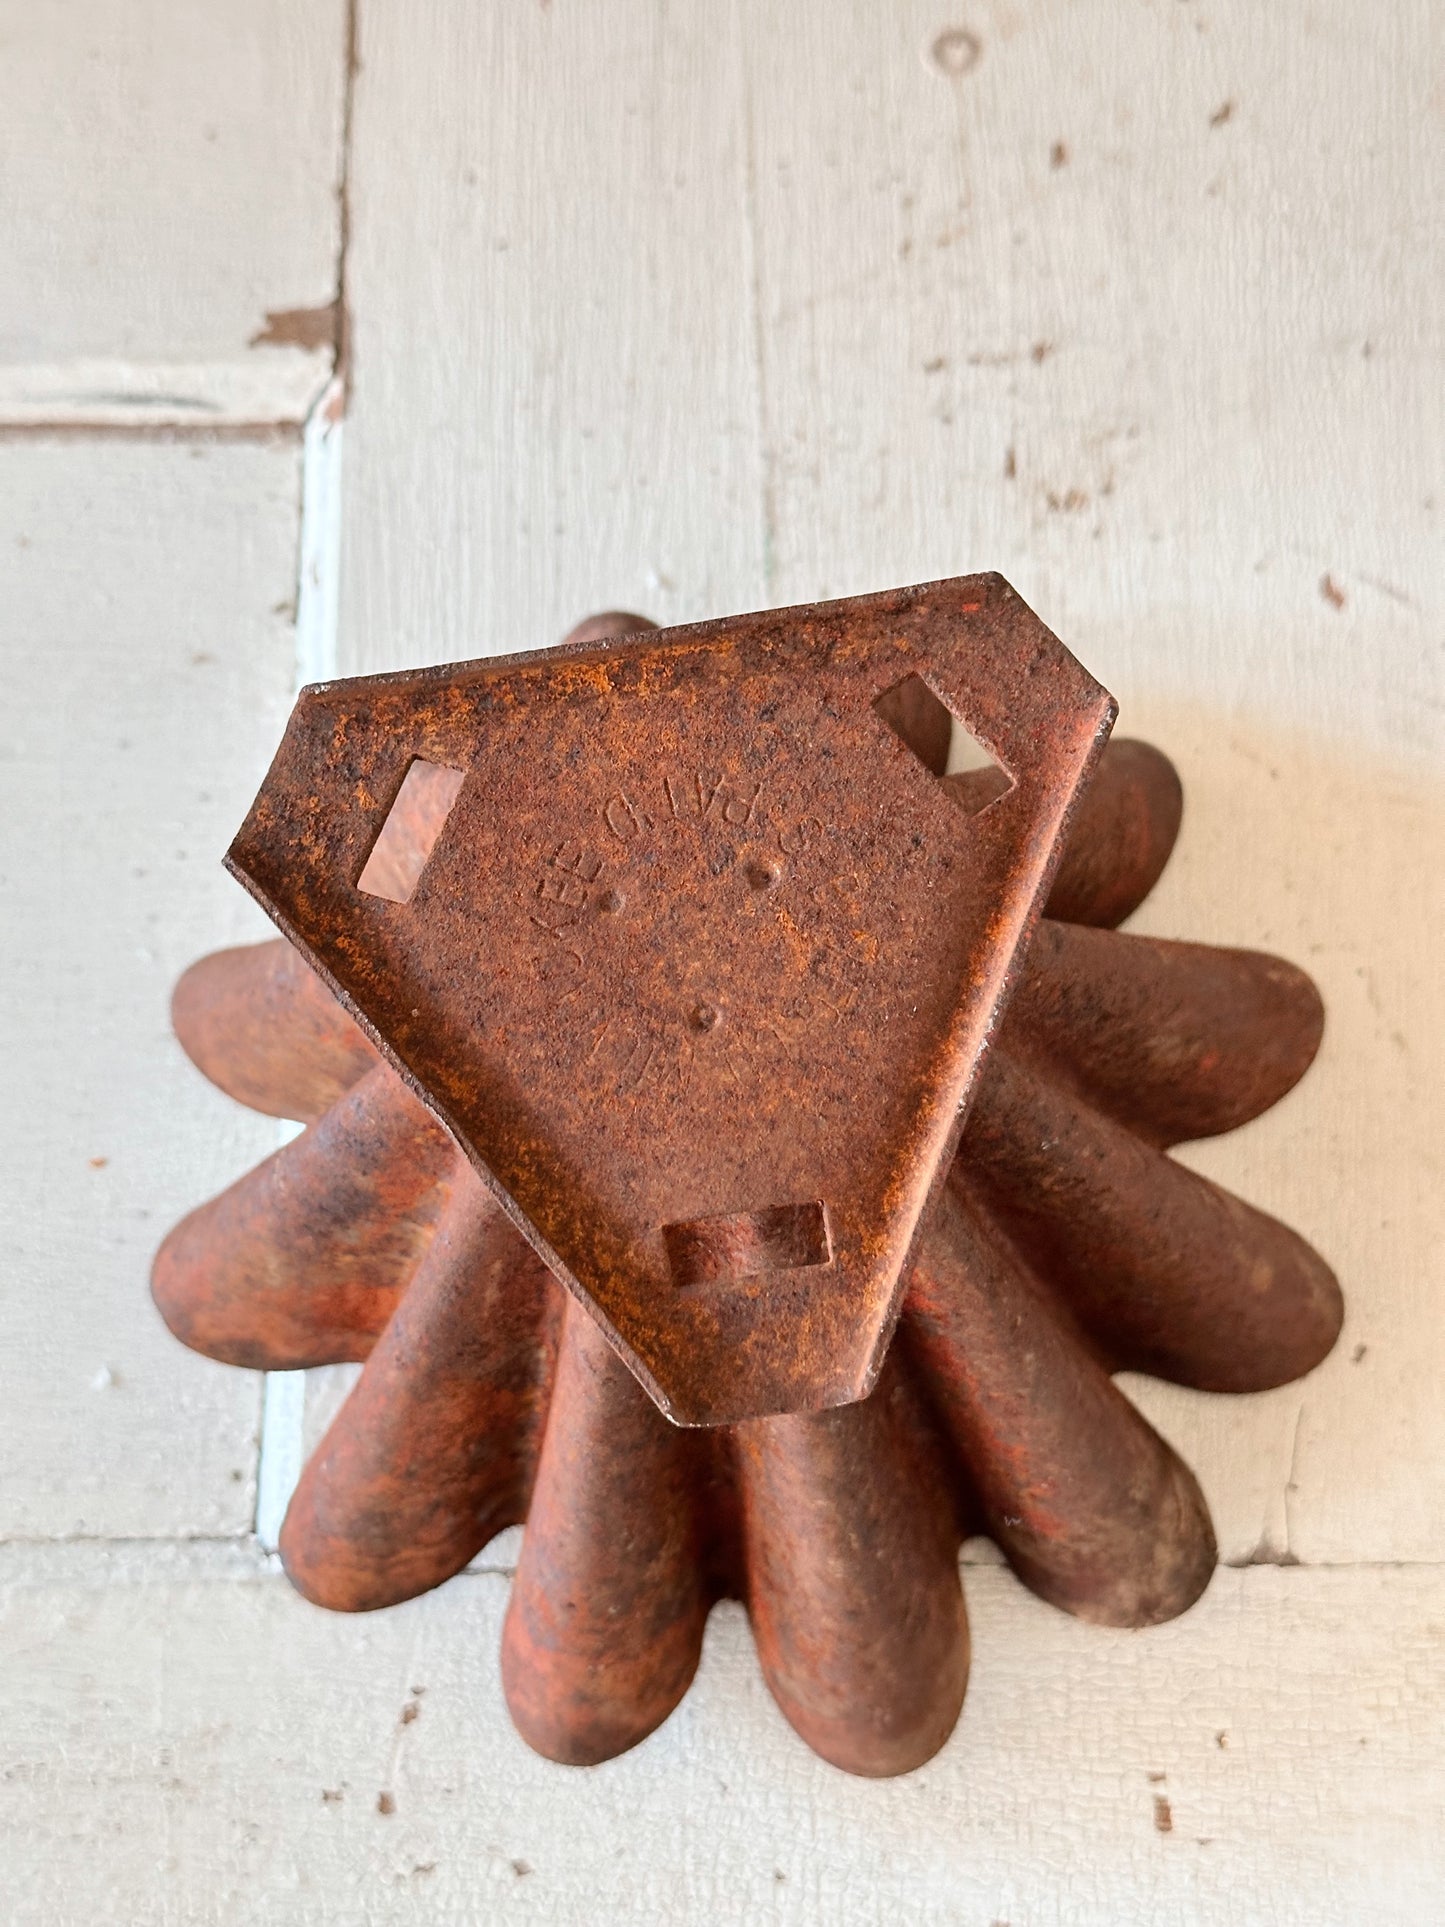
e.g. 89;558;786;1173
151;1066;458;1368
172;938;378;1121
734;1357;969;1777
501;1298;711;1766
1008;921;1325;1145
280;1169;561;1610
1046;738;1183;927
906;1173;1216;1626
964;1052;1343;1390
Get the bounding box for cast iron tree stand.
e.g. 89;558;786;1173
153;578;1340;1776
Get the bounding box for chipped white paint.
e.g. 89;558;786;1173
0;0;347;424
2;0;1442;1919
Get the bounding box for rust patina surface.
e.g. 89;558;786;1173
153;581;1342;1776
224;578;1114;1424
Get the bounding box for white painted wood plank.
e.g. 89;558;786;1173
741;0;1443;755
339;0;764;672
0;0;348;425
3;1549;1443;1925
0;439;303;1536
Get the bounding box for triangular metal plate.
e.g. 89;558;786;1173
228;575;1114;1423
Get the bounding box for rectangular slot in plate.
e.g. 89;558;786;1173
664;1200;833;1288
356;758;465;904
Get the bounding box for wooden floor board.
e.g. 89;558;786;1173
3;1550;1442;1926
0;440;304;1537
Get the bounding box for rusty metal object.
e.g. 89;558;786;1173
223;577;1116;1424
152;579;1341;1777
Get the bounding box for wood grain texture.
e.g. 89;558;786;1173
3;1548;1443;1926
0;441;301;1536
340;0;764;668
742;0;1443;758
0;0;348;424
